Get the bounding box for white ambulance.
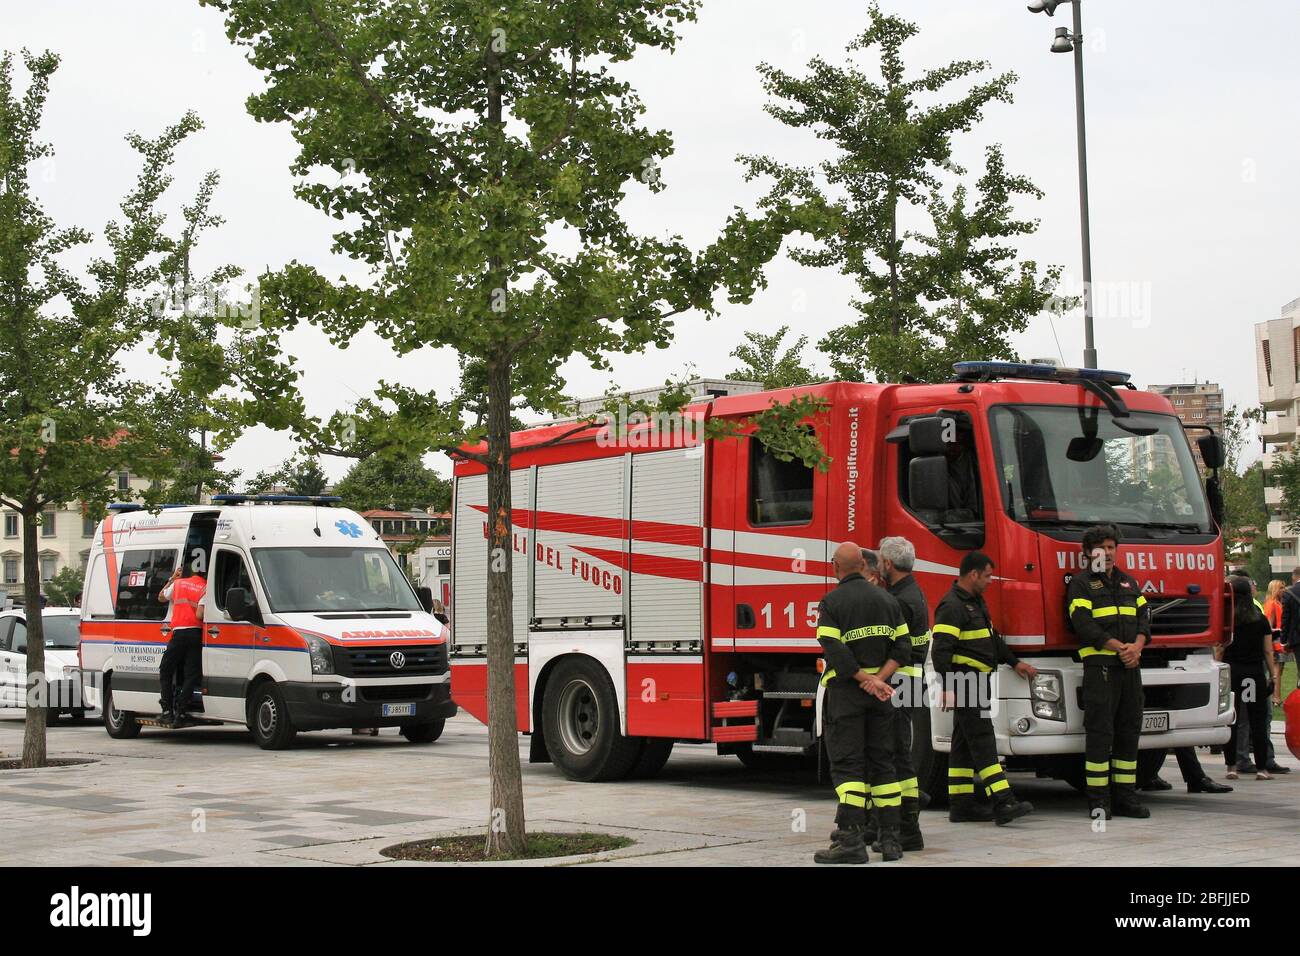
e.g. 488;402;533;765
79;495;456;749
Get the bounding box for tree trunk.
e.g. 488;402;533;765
889;192;900;337
483;354;527;856
20;502;48;768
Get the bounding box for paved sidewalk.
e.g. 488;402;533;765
0;711;1295;866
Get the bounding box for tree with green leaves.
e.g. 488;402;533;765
43;566;83;608
203;0;809;855
333;456;448;513
727;326;823;390
1219;405;1270;576
0;51;241;766
243;455;330;497
744;2;1061;383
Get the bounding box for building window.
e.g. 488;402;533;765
3;514;16;538
117;471;130;492
2;558;17;585
41;512;55;537
83;515;97;537
40;555;56;582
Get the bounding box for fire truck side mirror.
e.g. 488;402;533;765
1197;434;1225;471
415;586;435;614
910;456;949;514
907;416;951;456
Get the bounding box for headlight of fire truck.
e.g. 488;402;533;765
1218;665;1232;715
305;635;335;676
1030;670;1064;722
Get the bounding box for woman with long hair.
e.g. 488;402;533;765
1263;579;1285;632
1225;576;1279;780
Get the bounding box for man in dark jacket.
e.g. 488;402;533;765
933;551;1037;825
813;542;911;864
1065;523;1151;819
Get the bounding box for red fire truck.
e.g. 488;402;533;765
449;363;1234;792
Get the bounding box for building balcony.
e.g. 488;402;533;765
1268;519;1291;540
1266;486;1284;506
1261;412;1296;444
1272;554;1297;575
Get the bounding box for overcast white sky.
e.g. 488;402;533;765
4;1;1294;481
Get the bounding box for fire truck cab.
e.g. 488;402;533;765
80;496;456;749
450;365;1234;791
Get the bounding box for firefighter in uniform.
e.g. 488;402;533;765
814;542;912;864
863;535;930;853
1066;523;1151;819
933;551;1037;825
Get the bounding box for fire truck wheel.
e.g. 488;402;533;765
248;682;297;750
400;719;445;744
543;657;642;781
102;677;141;740
628;738;674;779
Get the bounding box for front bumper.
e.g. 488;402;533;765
282;674;457;731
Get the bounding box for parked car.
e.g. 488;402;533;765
0;607;96;721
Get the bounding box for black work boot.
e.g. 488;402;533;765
876;826;903;861
1087;797;1112;820
157;711;175;727
813;827;869;865
948;796;994;823
899;806;925;851
992;793;1034;825
861;807;879;846
1111;795;1150;819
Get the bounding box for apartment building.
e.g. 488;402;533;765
0;470;158;606
1145;382;1225;473
1255;299;1300;576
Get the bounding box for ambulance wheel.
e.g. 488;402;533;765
249;682;296;750
628;738;674;779
102;678;141;740
543;657;642;782
401;719;445;744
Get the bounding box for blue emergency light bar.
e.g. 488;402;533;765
106;503;143;512
953;361;1131;387
211;494;343;506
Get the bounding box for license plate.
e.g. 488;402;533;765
1142;711;1169;733
382;703;415;717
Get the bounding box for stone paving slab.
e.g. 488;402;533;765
0;709;1296;867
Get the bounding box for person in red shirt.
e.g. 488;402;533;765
157;563;207;726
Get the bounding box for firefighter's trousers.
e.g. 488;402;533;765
824;682;900;830
946;670;1012;804
1082;662;1143;805
867;678;920;813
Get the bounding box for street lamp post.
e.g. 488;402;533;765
1029;0;1098;370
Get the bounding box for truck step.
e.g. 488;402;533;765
760;691;816;700
138;717;222;728
750;744;810;754
712;700;758;719
712;724;759;743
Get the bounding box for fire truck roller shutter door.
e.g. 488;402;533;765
627;447;705;741
451;470;531;730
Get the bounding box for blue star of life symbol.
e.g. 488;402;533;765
335;519;364;538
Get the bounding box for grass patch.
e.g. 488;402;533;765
1273;660;1296;722
381;831;634;863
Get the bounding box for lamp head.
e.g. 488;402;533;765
1050;26;1075;53
1028;0;1065;14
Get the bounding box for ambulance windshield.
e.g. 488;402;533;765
251;546;423;614
989;405;1213;535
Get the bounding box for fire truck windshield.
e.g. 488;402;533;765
989;405;1213;536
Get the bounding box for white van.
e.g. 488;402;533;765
0;607;96;720
79;495;456;749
